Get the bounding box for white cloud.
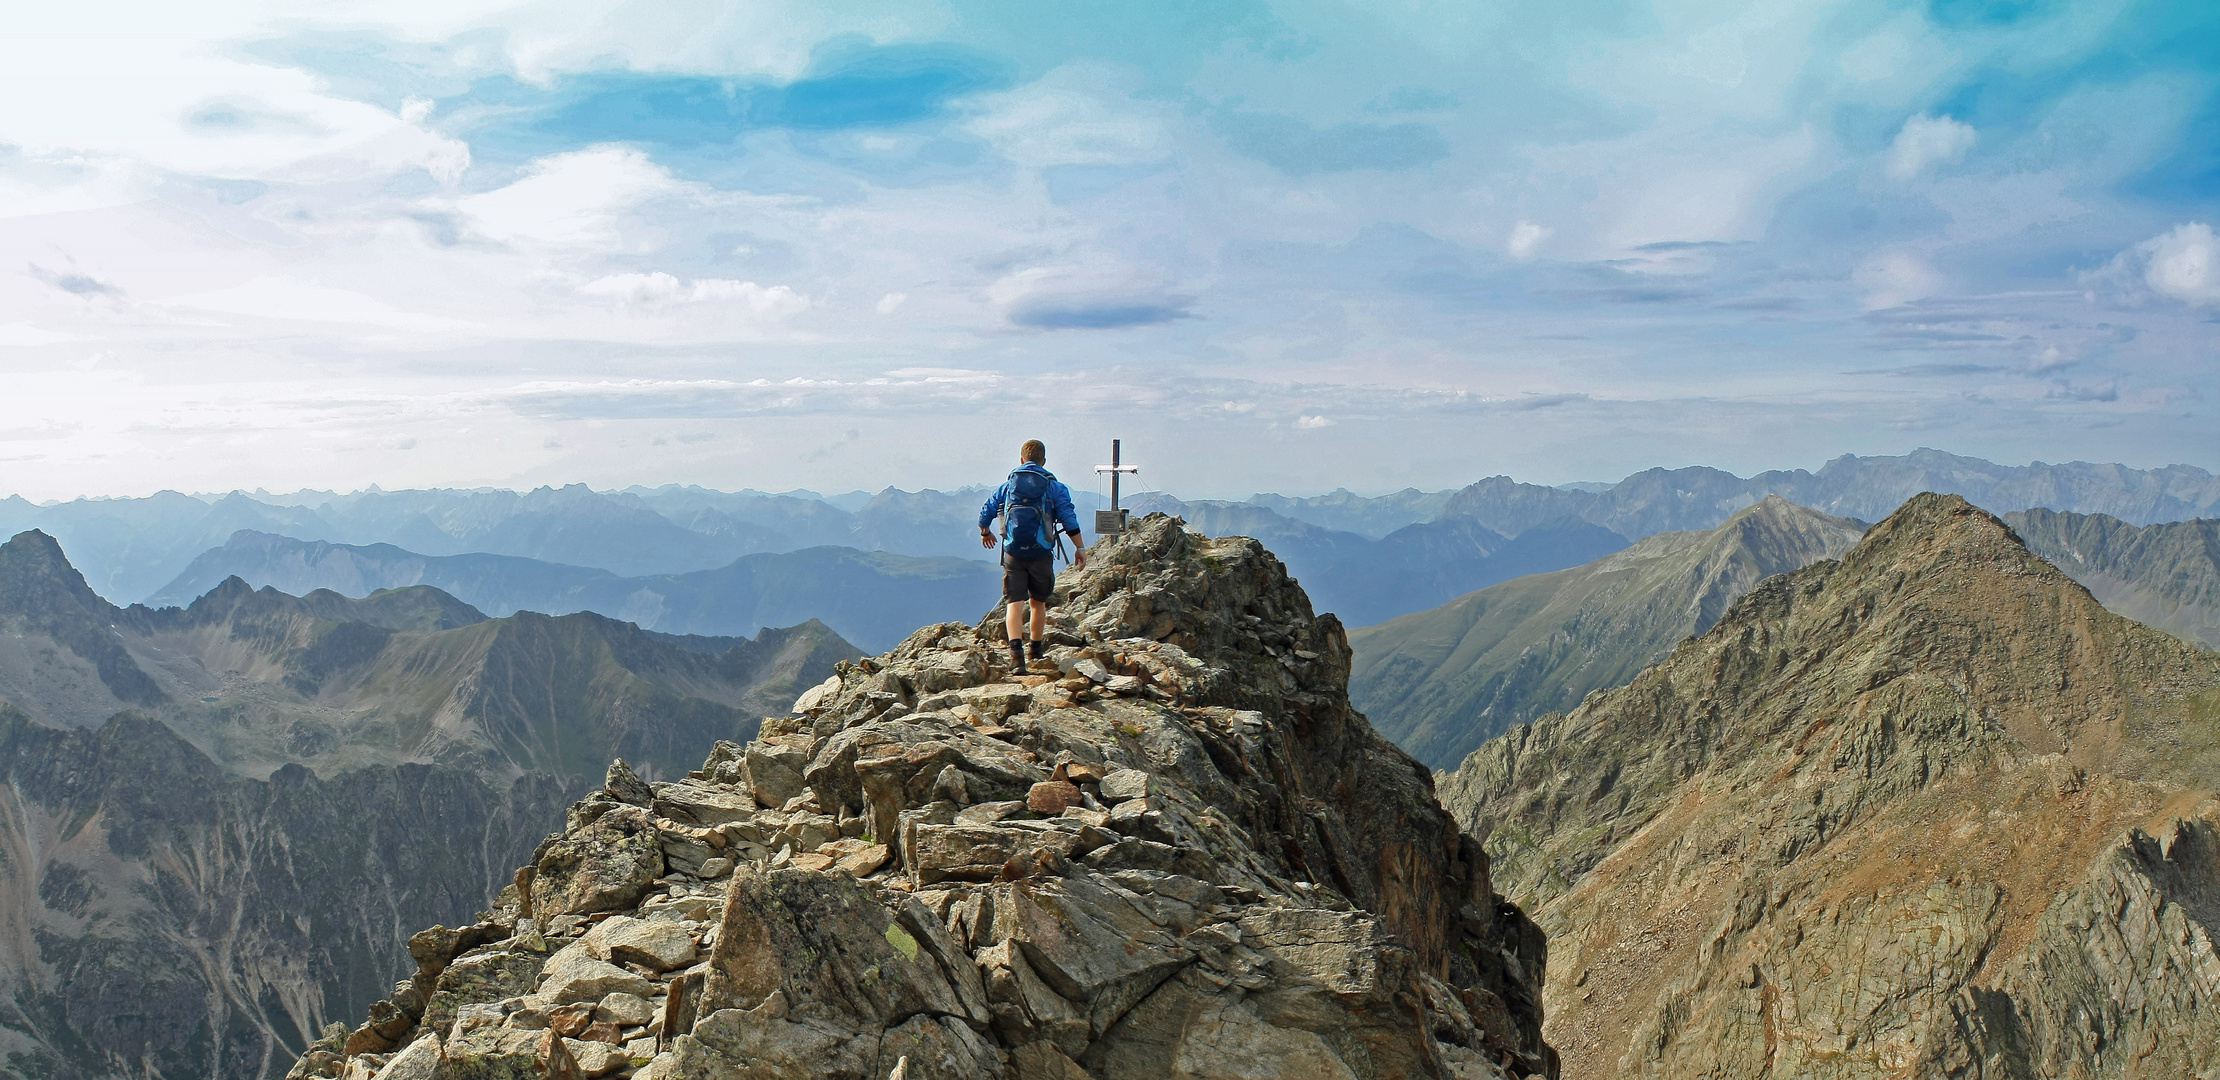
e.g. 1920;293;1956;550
2085;221;2220;309
576;272;810;316
2137;222;2220;307
1505;219;1551;260
1885;114;1976;181
1295;414;1334;428
876;292;908;314
444;147;688;248
1853;249;1944;309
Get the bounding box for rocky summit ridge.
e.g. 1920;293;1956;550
1439;493;2220;1079
291;513;1553;1080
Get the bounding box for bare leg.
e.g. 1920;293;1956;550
1028;599;1048;640
1006;601;1026;642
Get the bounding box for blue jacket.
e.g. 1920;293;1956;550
979;463;1081;539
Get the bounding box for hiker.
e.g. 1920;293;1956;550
979;439;1087;671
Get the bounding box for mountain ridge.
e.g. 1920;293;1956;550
1435;493;2220;1077
0;528;858;782
1350;496;1868;769
150;530;1000;653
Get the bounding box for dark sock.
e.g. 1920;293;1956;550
1028;639;1048;662
1009;639;1026;669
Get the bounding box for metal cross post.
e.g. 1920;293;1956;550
1093;439;1138;535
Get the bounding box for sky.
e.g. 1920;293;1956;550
2;0;2216;501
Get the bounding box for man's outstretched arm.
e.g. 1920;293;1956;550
978;487;1003;548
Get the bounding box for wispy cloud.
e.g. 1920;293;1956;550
1884;114;1976;181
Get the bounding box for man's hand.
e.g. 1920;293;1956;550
979;529;995;550
1069;533;1088;570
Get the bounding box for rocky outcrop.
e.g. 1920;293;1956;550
292;513;1553;1080
1437;493;2220;1079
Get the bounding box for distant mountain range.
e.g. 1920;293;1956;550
0;484;1024;604
152;530;1001;653
10;449;2212;611
1349;497;1869;769
1125;492;1631;626
1434;448;2220;540
0;529;856;781
0;527;858;1078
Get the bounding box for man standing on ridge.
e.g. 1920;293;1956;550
979;439;1086;672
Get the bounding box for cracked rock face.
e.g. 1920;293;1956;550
290;513;1552;1080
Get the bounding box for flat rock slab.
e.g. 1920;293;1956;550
595;992;654;1026
1028;781;1083;814
595;916;695;972
1098;769;1151;803
540;944;655;1005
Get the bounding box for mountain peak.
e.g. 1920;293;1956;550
0;529;164;713
0;528;81;582
1439;490;2220;1077
1830;490;2054;589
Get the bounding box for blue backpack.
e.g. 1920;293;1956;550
1000;468;1062;561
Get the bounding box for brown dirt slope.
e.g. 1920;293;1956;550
1439;493;2220;1079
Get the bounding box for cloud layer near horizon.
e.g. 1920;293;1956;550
1;0;2214;500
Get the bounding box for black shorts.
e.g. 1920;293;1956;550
1002;553;1055;604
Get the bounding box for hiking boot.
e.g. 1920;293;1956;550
1027;639;1049;662
1008;639;1026;671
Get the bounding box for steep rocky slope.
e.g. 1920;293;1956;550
1351;497;1865;768
1437;494;2220;1079
293;514;1554;1080
2005;508;2220;649
0;704;576;1080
